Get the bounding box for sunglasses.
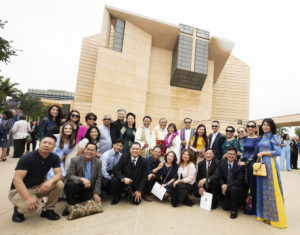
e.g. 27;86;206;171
185;122;191;124
247;125;256;128
103;118;111;121
88;118;96;121
237;131;245;134
226;130;234;133
211;125;218;128
71;114;80;118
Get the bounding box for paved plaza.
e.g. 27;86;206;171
0;155;299;235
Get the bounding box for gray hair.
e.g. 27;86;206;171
103;114;112;119
117;108;126;113
159;118;167;123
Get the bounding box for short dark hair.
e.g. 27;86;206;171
152;145;162;152
204;148;214;153
113;138;124;145
86;142;98;151
85;112;97;122
164;151;177;165
42;134;57;142
167;123;177;133
2;110;13;119
259;118;277;136
226;126;235;132
226;146;237;154
212;120;219;124
184;117;192;122
143;115;152;122
130;142;141;148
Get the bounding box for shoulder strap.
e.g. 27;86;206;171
162;165;173;184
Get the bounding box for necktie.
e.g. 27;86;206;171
227;164;233;186
206;161;211;188
132;159;136;166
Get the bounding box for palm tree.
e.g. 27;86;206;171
276;125;288;137
0;76;20;111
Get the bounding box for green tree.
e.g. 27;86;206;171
294;127;300;138
0;20;18;64
17;93;47;120
0;76;21;111
276;125;288;137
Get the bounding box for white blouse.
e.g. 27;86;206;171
177;162;196;185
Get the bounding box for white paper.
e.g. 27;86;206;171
200;192;213;211
151;182;166;200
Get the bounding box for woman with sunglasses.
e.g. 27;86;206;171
189;124;209;165
120;112;136;157
221;126;241;158
75;112;97;144
256;118;287;228
65;110;81;139
238;121;260;215
237;127;246;153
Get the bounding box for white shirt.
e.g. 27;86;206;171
135;126;151;149
180;128;192;149
206;160;212;172
150;125;168;149
210;131;220;148
131;156;138;166
166;135;181;163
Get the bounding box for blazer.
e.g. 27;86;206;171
196;158;220;185
66;155;102;195
209;132;226;160
110;120;125;143
113;154;147;192
219;160;244;187
11;120;30;140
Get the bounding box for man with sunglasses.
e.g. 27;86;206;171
179;118;195;152
98;114;113;154
209;120;225;160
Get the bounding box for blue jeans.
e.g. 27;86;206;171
280;147;291;170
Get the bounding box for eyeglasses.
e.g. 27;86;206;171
185;122;191;124
71;114;80;118
103;118;111;121
211;125;218;128
88;118;96;121
237;131;245;134
226;130;234;133
246;125;256;128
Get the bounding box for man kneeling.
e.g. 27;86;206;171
8;135;64;222
63;143;102;215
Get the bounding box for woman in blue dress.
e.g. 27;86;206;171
256;118;287;228
47;122;76;180
280;134;291;171
238;121;260;215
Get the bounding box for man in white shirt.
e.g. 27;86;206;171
179;118;195;151
150;118;168;155
97;114;113;154
135;116;152;158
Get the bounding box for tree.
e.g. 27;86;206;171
0;20;18;64
0;76;21;112
295;127;300;138
17;93;47;120
276;125;288;137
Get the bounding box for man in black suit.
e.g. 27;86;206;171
209;120;225;160
111;142;147;205
196;148;220;209
219;147;244;219
291;138;299;169
110;108;126;143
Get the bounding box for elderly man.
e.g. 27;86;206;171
63;143;102;216
98;114;113;154
110;108;126;143
209;120;225;160
135;116;152;157
196;148;220;209
8;135;64;222
179;118;196;151
111;142;147;205
150;118;168;155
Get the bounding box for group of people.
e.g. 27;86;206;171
3;105;291;229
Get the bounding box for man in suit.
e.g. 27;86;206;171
196;148;220;209
63;143;102;215
219;146;244;219
110;108;126;143
111;142;147;205
291;138;299;169
209;120;225;160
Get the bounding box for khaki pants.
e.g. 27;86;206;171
8;180;64;215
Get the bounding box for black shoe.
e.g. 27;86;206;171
40;209;60;220
12;207;25;222
62;208;69;216
111;196;120;205
230;210;238;219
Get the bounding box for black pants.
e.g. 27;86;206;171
26;139;37;151
198;181;219;208
64;181;93;205
291;150;298;169
144;176;159;194
13;139;26;158
222;185;242;212
110;177;141;205
172;182;194;203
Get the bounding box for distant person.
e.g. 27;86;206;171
98;114;113;154
75;112;97;144
65;110;81;139
8;135;64;222
120;112;136;157
0;110;14;161
150;118;168;155
208;120;225;160
39;105;63;140
26;120;39;152
189;124;209;165
165;123;181;162
179;118;195;152
110;108;126;143
221;126;241;158
280;134;291;171
135;116;152;157
11;115;30;158
290;137;299;169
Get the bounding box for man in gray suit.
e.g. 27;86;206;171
63;143;102;215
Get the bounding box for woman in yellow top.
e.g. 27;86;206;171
189;124;209;165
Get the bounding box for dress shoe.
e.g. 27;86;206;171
12;207;25;222
143;194;153;202
183;197;194;207
111;196;120;205
62;208;69;216
230;210;238;219
40;208;60;220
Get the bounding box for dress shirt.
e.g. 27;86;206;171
131;156;138;166
206;160;212;172
101;148;121;180
228;162;234;169
85;161;92;181
98;124;112;154
210;131;219;148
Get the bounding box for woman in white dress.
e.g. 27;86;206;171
165;123;181;163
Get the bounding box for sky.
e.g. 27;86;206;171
1;0;300;121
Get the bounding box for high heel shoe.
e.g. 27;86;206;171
0;157;7;162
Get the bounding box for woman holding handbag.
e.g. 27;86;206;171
256;118;287;228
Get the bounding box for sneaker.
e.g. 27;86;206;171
12;207;25;222
40;208;60;220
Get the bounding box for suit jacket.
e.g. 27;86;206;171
113;155;147;192
196;158;220;185
110;120;125;143
66;155;102;195
219;160;244;187
209;132;225;160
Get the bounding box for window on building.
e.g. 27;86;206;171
109;17;125;52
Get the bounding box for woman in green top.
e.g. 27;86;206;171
221;126;240;158
120;112;136;156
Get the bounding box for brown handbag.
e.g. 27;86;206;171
253;158;267;176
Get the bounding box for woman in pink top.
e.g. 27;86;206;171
75;112;97;144
171;149;196;207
